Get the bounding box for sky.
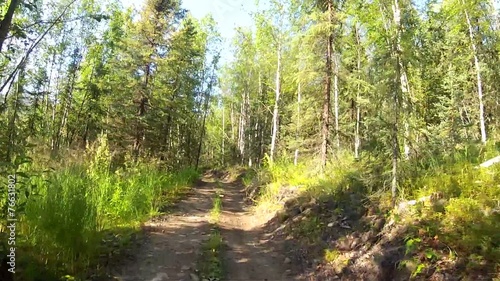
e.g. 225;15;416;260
120;0;265;64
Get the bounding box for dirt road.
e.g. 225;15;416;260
113;172;289;281
219;180;289;281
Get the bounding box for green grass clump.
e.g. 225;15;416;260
199;229;224;280
209;195;222;223
199;191;224;280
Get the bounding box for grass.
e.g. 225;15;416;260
0;134;200;281
197;189;225;280
210;195;223;224
198;229;224;280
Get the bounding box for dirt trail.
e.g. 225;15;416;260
113;175;216;281
219;179;290;281
112;172;289;281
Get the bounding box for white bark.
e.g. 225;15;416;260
238;96;245;158
230;102;235;141
391;0;402;206
270;43;281;162
355;27;361;159
222;103;225;164
294;81;301;166
463;0;487;144
334;53;340;149
479;155;500;168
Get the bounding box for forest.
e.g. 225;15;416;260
0;0;499;280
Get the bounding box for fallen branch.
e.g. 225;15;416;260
478;155;500;168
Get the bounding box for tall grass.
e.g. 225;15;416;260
6;134;200;280
254;152;361;213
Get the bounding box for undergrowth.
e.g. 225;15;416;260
0;134;199;281
247;145;500;278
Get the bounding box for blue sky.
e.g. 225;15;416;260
120;0;265;64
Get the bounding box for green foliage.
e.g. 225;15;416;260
324;249;341;263
405;237;422;255
10;138;199;279
399;148;500;262
411;263;426;278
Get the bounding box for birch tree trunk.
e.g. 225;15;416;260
391;0;402;206
321;0;334;169
222;101;225;165
334;53;340;149
354;25;361;159
401;66;411;159
270;43;281;162
294;81;301;166
462;0;487;144
231;102;235;142
238;96;245;159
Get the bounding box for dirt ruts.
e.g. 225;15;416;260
112;172;292;281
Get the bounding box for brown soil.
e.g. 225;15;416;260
110;172;292;281
111;174;215;281
219;180;291;281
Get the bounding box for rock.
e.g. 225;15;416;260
181;265;190;270
327;222;335;227
284;257;292;264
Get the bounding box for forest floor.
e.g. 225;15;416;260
110;170;293;281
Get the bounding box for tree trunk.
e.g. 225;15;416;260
321;0;334;169
294;81;301;166
463;0;487;144
0;0;22;52
6;64;24;162
270;43;281;162
222;101;225;165
133;64;151;160
230;102;235;142
391;0;402;206
354;25;361;159
333;53;340;149
238;91;246;161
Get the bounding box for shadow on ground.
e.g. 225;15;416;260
255;173;498;281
